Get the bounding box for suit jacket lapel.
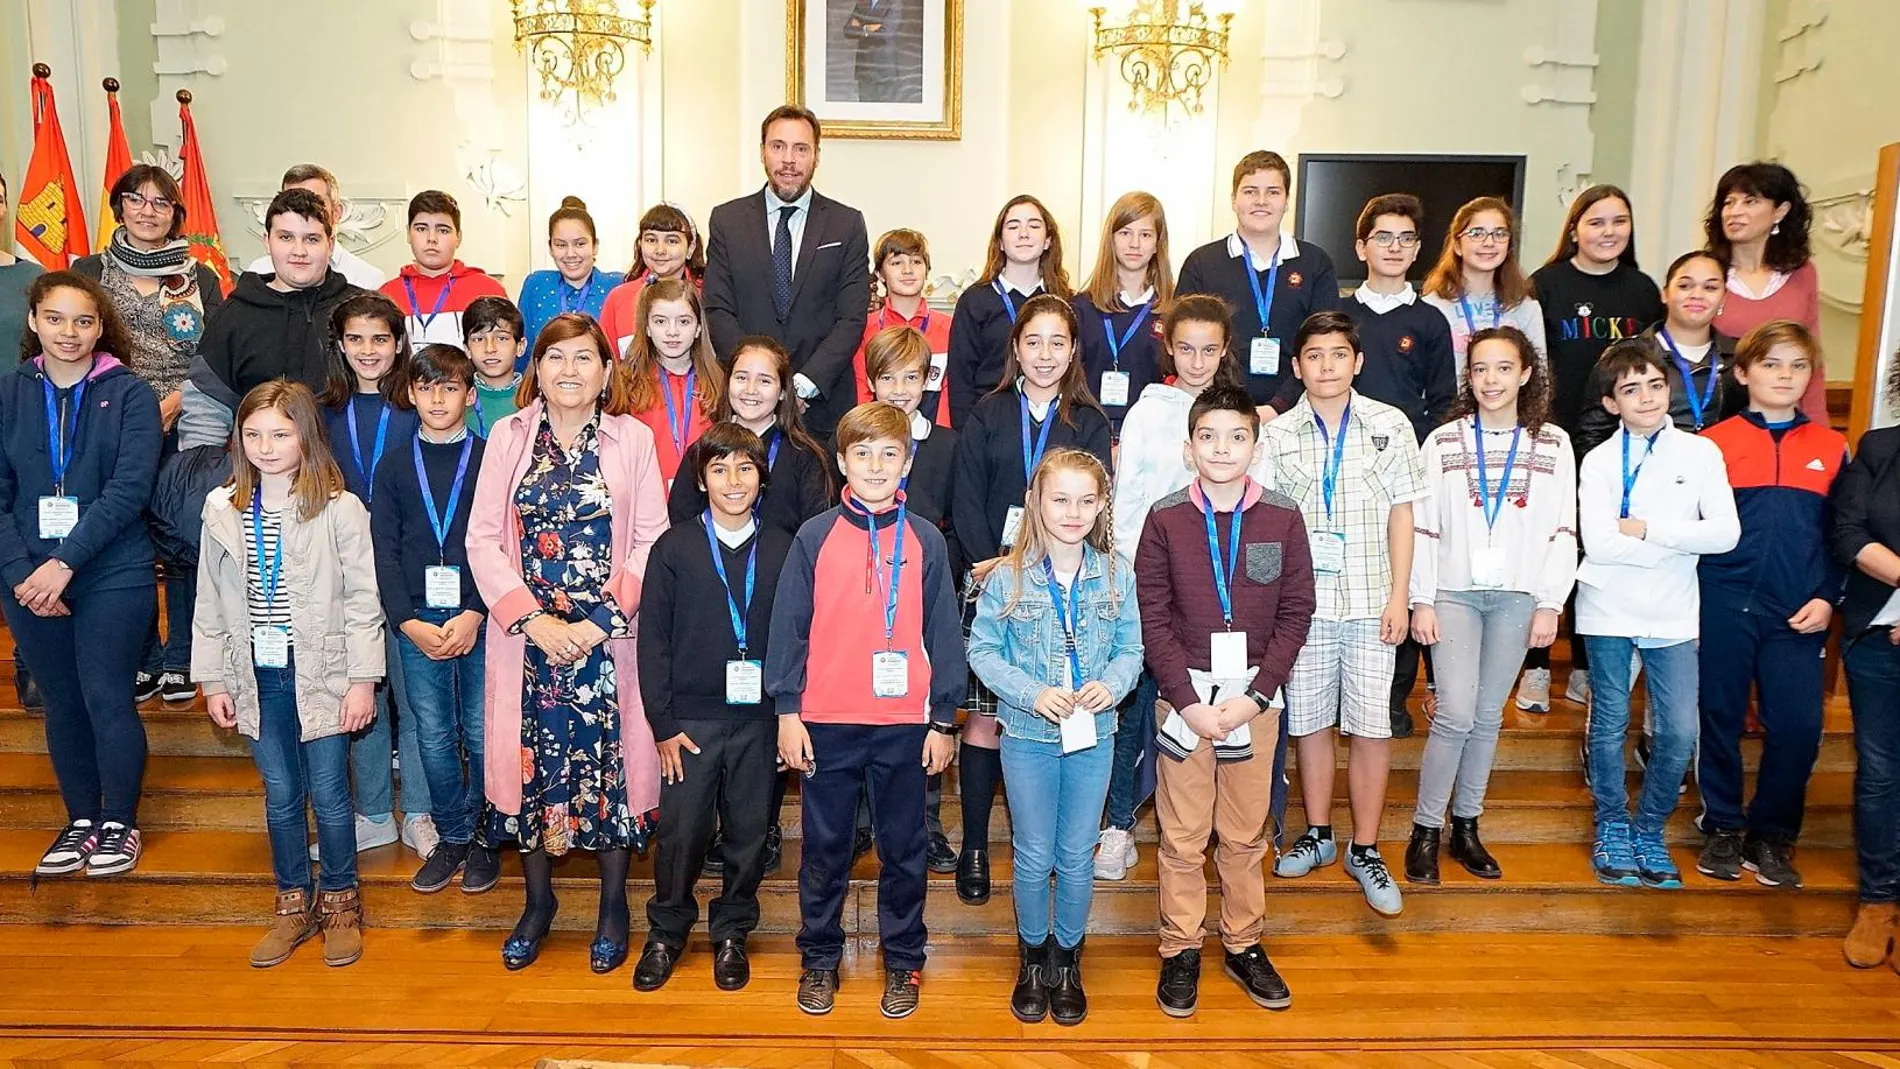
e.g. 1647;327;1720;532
743;189;776;281
787;192;828;312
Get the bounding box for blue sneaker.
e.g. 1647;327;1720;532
1273;830;1338;878
1343;845;1404;917
1592;821;1640;887
1634;829;1682;889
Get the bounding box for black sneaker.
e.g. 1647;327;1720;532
1743;837;1803;889
1156;948;1201;1018
133;672;162;704
879;968;922;1019
16;669;42;711
86;822;141;876
35;819;98;876
1696;829;1744;881
412;840;469;893
796;967;838;1015
157;671;196;704
1223;944;1291;1010
925;831;958;873
462;843;501;894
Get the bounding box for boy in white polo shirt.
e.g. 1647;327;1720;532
1575;342;1737;890
1264;310;1429;918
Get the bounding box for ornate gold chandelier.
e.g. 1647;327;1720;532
511;0;655;119
1089;0;1233;116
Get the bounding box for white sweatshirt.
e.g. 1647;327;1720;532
1410;416;1578;610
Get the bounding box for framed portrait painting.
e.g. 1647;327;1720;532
785;0;963;140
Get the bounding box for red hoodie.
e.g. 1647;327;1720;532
379;260;509;353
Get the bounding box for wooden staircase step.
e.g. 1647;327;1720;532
0;706;247;758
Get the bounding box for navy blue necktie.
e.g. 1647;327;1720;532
773;204;796;318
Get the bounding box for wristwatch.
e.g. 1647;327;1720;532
1245;688;1274;712
927;720;960;736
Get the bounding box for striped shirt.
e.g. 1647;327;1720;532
246;506;293;637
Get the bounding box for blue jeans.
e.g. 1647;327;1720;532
1104;671;1157;830
1585;636;1697;834
249;658;357;895
139;567;197;675
349;629;431;820
1001;730;1114;949
1846;631;1900;904
395;609;486;845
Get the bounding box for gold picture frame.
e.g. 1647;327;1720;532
785;0;963;141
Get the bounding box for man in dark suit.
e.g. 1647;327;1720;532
704;105;871;440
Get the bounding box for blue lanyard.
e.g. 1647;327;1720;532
250;490;283;612
1042;556;1085;690
866;501;909;648
660;367;695;456
1619;426;1663;519
347;397;391;501
412;435;473;564
1457;294;1501;337
1242;246;1282;337
42;375;87;495
703;511;758;657
1314;401;1351;523
1658;328;1720;430
1473;422;1522;533
1202;491;1245;629
1101;302;1152;371
402;274;455;332
993;279;1024;324
766;431;783;471
1018;390;1055;483
559;271;596;315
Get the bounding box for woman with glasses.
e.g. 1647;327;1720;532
1421;196;1547;375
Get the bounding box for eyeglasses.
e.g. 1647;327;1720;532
1367;232;1420;249
121;191;176;214
1461;227;1511;245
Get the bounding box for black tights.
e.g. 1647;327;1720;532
509;846;632;946
958;741;1002;854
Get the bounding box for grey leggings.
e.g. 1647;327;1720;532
1414;588;1537;828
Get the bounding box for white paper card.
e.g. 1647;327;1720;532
1249;336;1281;377
424;565;462;609
1311;531;1346;575
1059;709;1098;753
1469;546;1509;589
726;659;763;704
1098;370;1131;407
252;625;290;668
871;650;910;698
926;350;948;391
37;496;77;540
1211;630;1249;678
1001;506;1025;549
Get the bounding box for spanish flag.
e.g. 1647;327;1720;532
175;91;232;295
13;69;88;269
96;79;132;249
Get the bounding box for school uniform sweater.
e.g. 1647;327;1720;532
946;278;1045;426
369;433;489;627
1574;423;1739;641
1574;324;1746;456
668;425;832;535
467;378;521;438
951;387;1114;564
764;491;965;726
1697;410;1847;620
1175;231;1342;408
905;418;961;578
638;519;792;740
1528;260;1664;435
379;261;511;352
1336;286;1458;444
324;397;422;506
1072;292;1163;435
0;355;161;597
1134;479;1317;716
853;302;955;428
1409;417;1578;609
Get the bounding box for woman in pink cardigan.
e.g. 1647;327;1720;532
1705;162;1827;423
466;312;669;975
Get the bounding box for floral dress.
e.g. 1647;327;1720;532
482;415;648;855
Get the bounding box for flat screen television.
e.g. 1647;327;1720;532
1293;153;1526;288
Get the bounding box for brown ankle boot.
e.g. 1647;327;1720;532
1844;902;1896;968
318;887;365;967
251;889;317;968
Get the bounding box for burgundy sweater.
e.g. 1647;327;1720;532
1134;479;1317;712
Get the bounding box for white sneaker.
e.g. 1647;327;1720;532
1514;668;1551;712
1564;672;1592;707
309;814;401;861
402;813;440;858
1094;826;1137;881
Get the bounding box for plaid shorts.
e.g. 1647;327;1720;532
1284;617;1395;740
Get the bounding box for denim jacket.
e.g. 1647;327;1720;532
966;544;1145;745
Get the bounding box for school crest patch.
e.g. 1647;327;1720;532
1287;272;1304;288
1372;434;1390;451
1397;334;1415;353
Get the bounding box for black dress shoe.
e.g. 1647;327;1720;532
853;826;875;861
703;829;727;876
632;940;679;991
762;824;783;875
590;934;630;974
711;936;751;990
1390;705;1415;739
1404;823;1441;885
955;848;990;905
1449;816;1501;879
925;832;958;874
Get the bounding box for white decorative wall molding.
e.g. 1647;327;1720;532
1772;0;1828;87
465;154;528;217
1523;46;1600;69
1254;4;1347;106
149;0;223;150
1812;187;1875;260
1521;4;1600;122
237;195;409;257
1520;87;1596;107
409;9;495;83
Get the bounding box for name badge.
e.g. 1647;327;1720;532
1098;370;1131;408
926;350;948;391
1001;505;1025;549
252;625;290;668
1060;709;1098;753
1211;630;1249;677
1249;336;1281;377
1469;546;1509;589
726;659;764;704
1311;531;1347;575
37;496;78;540
424;565;462;609
871;650;909;698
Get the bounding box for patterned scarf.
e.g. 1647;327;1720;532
104;228;193;280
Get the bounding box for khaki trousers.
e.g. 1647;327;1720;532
1154;715;1278;956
